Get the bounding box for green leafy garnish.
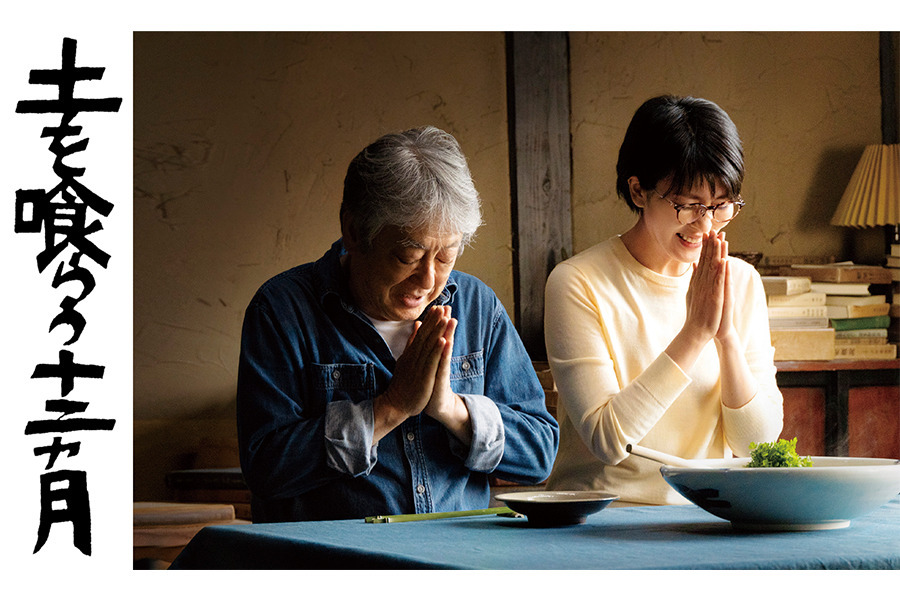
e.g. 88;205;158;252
747;437;813;468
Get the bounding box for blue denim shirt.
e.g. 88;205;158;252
237;240;559;522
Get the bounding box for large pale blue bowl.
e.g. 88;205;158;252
660;456;900;530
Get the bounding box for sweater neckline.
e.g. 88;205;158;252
612;235;692;289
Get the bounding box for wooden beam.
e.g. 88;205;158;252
506;32;573;360
880;31;899;145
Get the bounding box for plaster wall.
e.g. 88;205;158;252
569;31;883;260
134;32;510;498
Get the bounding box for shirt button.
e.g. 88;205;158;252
331;370;341;380
406;432;415;442
461;361;470;371
416;484;425;494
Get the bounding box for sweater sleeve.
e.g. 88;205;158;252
544;262;692;465
719;264;784;455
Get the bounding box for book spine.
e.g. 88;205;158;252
768;306;828;318
761;276;811;296
834;328;888;339
825;303;890;319
766;292;826;306
769;317;830;329
829;315;891;331
835;336;889;345
764;255;836;267
785;266;892;284
833;344;897;359
770;327;835;361
824;294;886;306
810;283;871;296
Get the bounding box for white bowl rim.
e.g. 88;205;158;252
494;490;619;504
660;456;900;475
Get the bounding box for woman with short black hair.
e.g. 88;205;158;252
544;95;783;505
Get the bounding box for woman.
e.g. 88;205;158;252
543;95;783;505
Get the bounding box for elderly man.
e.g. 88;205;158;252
237;126;559;522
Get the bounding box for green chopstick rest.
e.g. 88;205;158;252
365;506;518;523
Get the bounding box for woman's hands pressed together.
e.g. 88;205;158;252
684;231;735;342
666;230;756;408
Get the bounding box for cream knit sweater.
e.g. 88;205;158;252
544;236;783;505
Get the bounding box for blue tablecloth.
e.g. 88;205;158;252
169;497;900;570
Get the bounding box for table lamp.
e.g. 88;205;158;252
830;143;900;248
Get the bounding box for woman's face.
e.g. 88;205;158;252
630;177;732;276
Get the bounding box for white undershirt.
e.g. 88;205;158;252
365;314;416;360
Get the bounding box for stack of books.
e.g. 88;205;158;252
762;275;834;361
781;262;895;360
888;244;900;345
889;244;900;281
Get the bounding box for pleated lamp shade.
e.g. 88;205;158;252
830;144;900;228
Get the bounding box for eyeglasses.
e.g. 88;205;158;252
654;191;744;225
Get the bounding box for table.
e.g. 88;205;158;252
169;497;900;570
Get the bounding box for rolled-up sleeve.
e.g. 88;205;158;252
448;394;504;471
324;399;379;477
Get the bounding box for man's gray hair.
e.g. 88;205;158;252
341;126;483;249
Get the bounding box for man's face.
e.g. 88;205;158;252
345;224;462;322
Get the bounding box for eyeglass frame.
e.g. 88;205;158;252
652;190;745;225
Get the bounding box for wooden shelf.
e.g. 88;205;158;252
776;359;899;458
776;359;900;372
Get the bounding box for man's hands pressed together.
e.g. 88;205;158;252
374;305;473;445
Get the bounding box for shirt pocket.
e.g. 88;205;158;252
450;350;485;395
311;362;375;404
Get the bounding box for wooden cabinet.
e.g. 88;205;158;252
777;359;900;459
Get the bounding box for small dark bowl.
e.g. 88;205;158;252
494;491;618;526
